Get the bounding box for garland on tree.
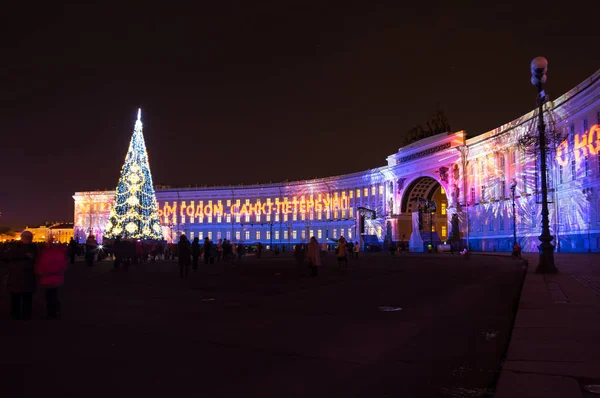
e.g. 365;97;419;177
104;109;162;240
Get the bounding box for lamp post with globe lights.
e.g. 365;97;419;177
531;57;557;273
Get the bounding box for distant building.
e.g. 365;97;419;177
24;222;74;243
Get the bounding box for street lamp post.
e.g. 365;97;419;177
583;188;593;253
510;179;517;247
531;56;557;273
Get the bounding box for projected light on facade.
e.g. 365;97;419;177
74;69;600;252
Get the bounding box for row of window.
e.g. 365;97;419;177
173;208;360;225
187;227;359;241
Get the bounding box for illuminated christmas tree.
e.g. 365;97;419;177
104;109;163;240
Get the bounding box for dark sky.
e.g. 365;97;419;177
1;1;598;229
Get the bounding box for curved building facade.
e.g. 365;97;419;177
74;68;600;252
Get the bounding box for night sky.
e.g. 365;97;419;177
1;2;598;229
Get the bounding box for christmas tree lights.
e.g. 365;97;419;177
104;109;163;240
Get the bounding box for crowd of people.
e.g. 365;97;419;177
1;231;364;320
0;231;68;320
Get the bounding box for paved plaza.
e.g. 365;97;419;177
495;252;600;398
2;252;527;397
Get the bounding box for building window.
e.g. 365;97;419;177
441;225;447;237
499;215;504;231
226;231;231;240
292;230;297;240
340;228;345;237
348;229;352;239
585;156;590;177
256;231;260;240
364;187;369;197
317;230;322;239
275;213;280;222
571;159;577;180
293;213;297;221
217;231;222;239
470;187;475;203
489;219;494;232
227;200;231;207
371;186;376;195
235;215;240;223
559;165;564;184
266;231;271;240
511;150;516;164
245;231;250;240
379;185;384;195
284;214;288;222
245;214;250;222
190;232;194;239
207;231;212;239
256;214;261;222
266;214;271;222
499;153;505;169
207;216;212;223
441;203;447;215
500;180;506;199
217;215;222;223
284;230;288;239
275;231;279;240
356;189;360;198
301;230;306;239
333;229;337;238
377;226;382;238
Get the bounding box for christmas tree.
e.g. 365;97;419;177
104;109;163;240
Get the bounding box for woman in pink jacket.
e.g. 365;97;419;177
36;243;68;319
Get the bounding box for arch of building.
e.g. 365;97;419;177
74;68;600;252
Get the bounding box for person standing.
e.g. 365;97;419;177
36;242;68;319
178;235;191;278
294;244;305;270
337;237;348;268
257;242;263;259
354;241;359;259
203;237;211;265
68;238;78;264
217;239;223;263
191;237;200;271
85;234;97;266
5;231;38;320
308;237;321;277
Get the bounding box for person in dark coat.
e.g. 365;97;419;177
85;234;97;266
113;236;123;269
68;238;78;264
5;231;38;320
191;237;200;271
257;242;263;259
178;235;191;278
203;237;211;265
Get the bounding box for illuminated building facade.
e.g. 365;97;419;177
24;222;74;243
74;68;600;252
